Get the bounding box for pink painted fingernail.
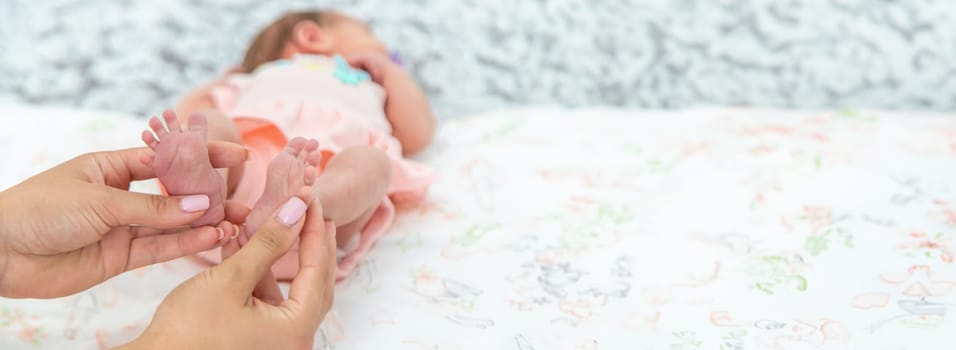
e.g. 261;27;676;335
277;197;307;226
180;195;210;213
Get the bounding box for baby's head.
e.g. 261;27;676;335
240;11;387;73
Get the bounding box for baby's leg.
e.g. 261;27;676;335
142;110;228;227
313;146;393;247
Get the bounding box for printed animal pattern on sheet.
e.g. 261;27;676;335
3;1;956;117
1;107;956;349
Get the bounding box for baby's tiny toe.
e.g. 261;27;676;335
304;166;317;186
304;139;319;152
139;153;154;166
149;117;167;137
187;111;208;132
162;109;182;132
307;151;322;166
286;137;306;154
141;130;159;149
295;146;310;163
296;186;313;202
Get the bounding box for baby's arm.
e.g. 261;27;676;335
348;53;436;156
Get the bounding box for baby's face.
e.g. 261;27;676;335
325;15;388;57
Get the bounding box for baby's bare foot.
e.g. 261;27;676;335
243;137;322;235
141;110;226;227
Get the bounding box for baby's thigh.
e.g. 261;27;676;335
323;146;392;188
334;205;378;248
314;146;391;223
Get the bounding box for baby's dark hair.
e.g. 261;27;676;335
240;11;335;73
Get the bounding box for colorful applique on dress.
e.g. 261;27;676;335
333;55;371;85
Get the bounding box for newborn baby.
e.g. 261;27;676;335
141;10;436;280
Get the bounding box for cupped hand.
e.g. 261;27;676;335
120;196;336;350
0;142;246;298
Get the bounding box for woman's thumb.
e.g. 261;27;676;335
218;197;308;300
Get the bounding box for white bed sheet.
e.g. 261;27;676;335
1;105;956;349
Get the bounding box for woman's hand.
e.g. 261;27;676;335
0;143;247;298
121;196;336;350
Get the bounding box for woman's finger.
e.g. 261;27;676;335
208;141;249;169
81;148;161;187
96;187;210;229
217;197;307;301
125;223;231;270
224;200;252;224
125;222;202;238
125;225;167;238
283;201;336;326
224;202;285;306
224;200;250;247
223;220;284;306
75;144;246;189
221;223;285;305
221;230;241;260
